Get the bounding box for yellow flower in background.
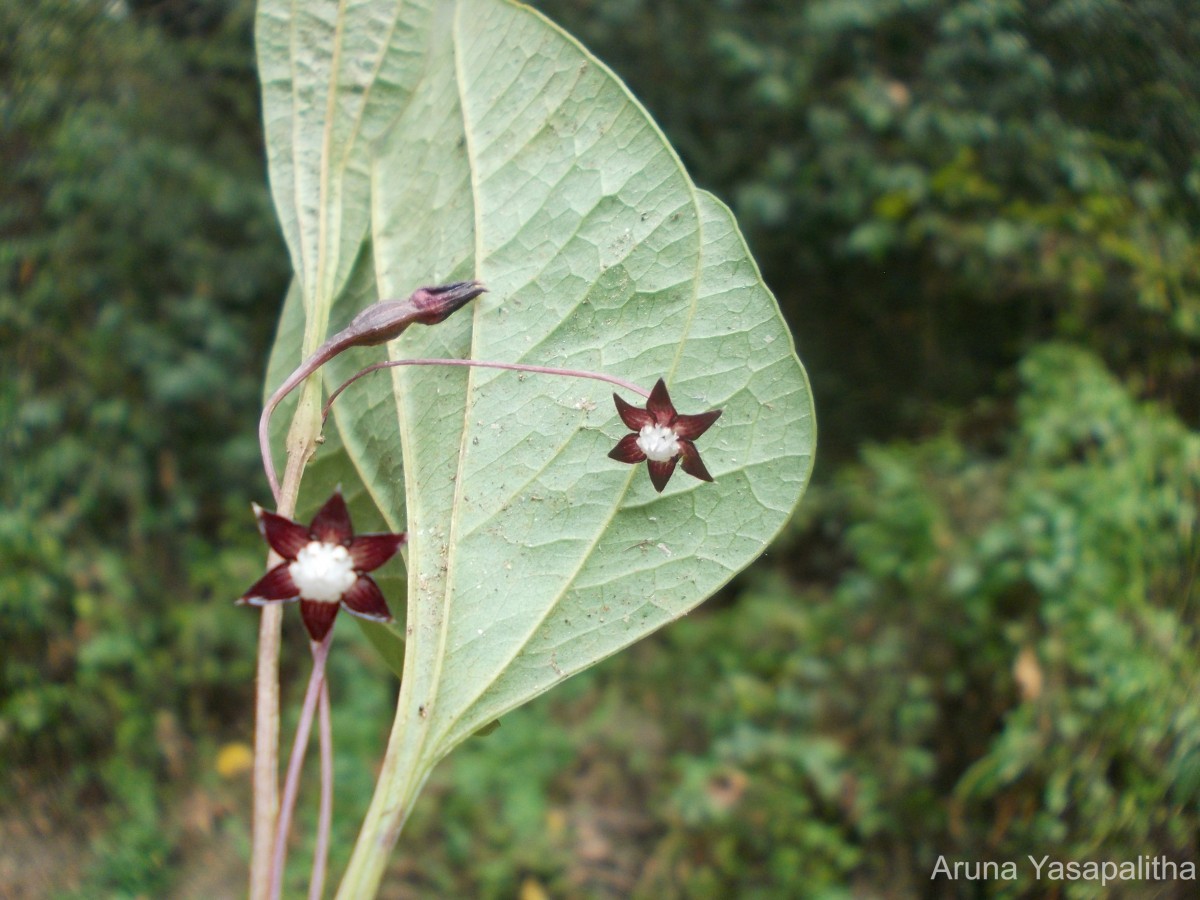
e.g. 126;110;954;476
215;742;254;779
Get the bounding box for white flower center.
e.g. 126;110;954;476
289;541;356;603
636;423;680;462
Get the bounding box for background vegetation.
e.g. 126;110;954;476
3;0;1198;896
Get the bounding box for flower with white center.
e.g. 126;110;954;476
608;378;722;492
290;543;356;603
238;490;405;641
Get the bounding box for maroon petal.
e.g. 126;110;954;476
678;440;715;483
340;576;393;622
254;504;310;560
239;563;300;604
349;532;406;572
646;456;679;492
673;408;722;440
608;433;646;464
613;392;653;431
309;490;353;544
646;378;677;425
299;600;340;641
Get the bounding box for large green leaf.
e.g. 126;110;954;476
259;0;814;890
257;0;431;336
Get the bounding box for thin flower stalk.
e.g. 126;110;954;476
310;683;333;900
267;634;332;900
321;362;723;493
321;357;650;424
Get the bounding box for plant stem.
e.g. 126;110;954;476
251;382;322;900
322;358;651;422
268;633;333;900
310;681;333;900
250;604;283;900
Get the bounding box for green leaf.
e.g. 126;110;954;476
256;0;432;326
259;0;815;889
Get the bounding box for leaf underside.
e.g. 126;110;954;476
261;0;814;777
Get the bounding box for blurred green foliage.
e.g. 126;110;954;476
2;0;288;888
3;0;1199;896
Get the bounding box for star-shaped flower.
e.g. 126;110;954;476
238;490;405;641
608;378;723;492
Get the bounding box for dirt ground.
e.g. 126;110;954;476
0;773;247;899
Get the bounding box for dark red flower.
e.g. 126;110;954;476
238;490;405;641
608;378;723;492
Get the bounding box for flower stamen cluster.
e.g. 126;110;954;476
636;422;682;462
290;543;356;603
